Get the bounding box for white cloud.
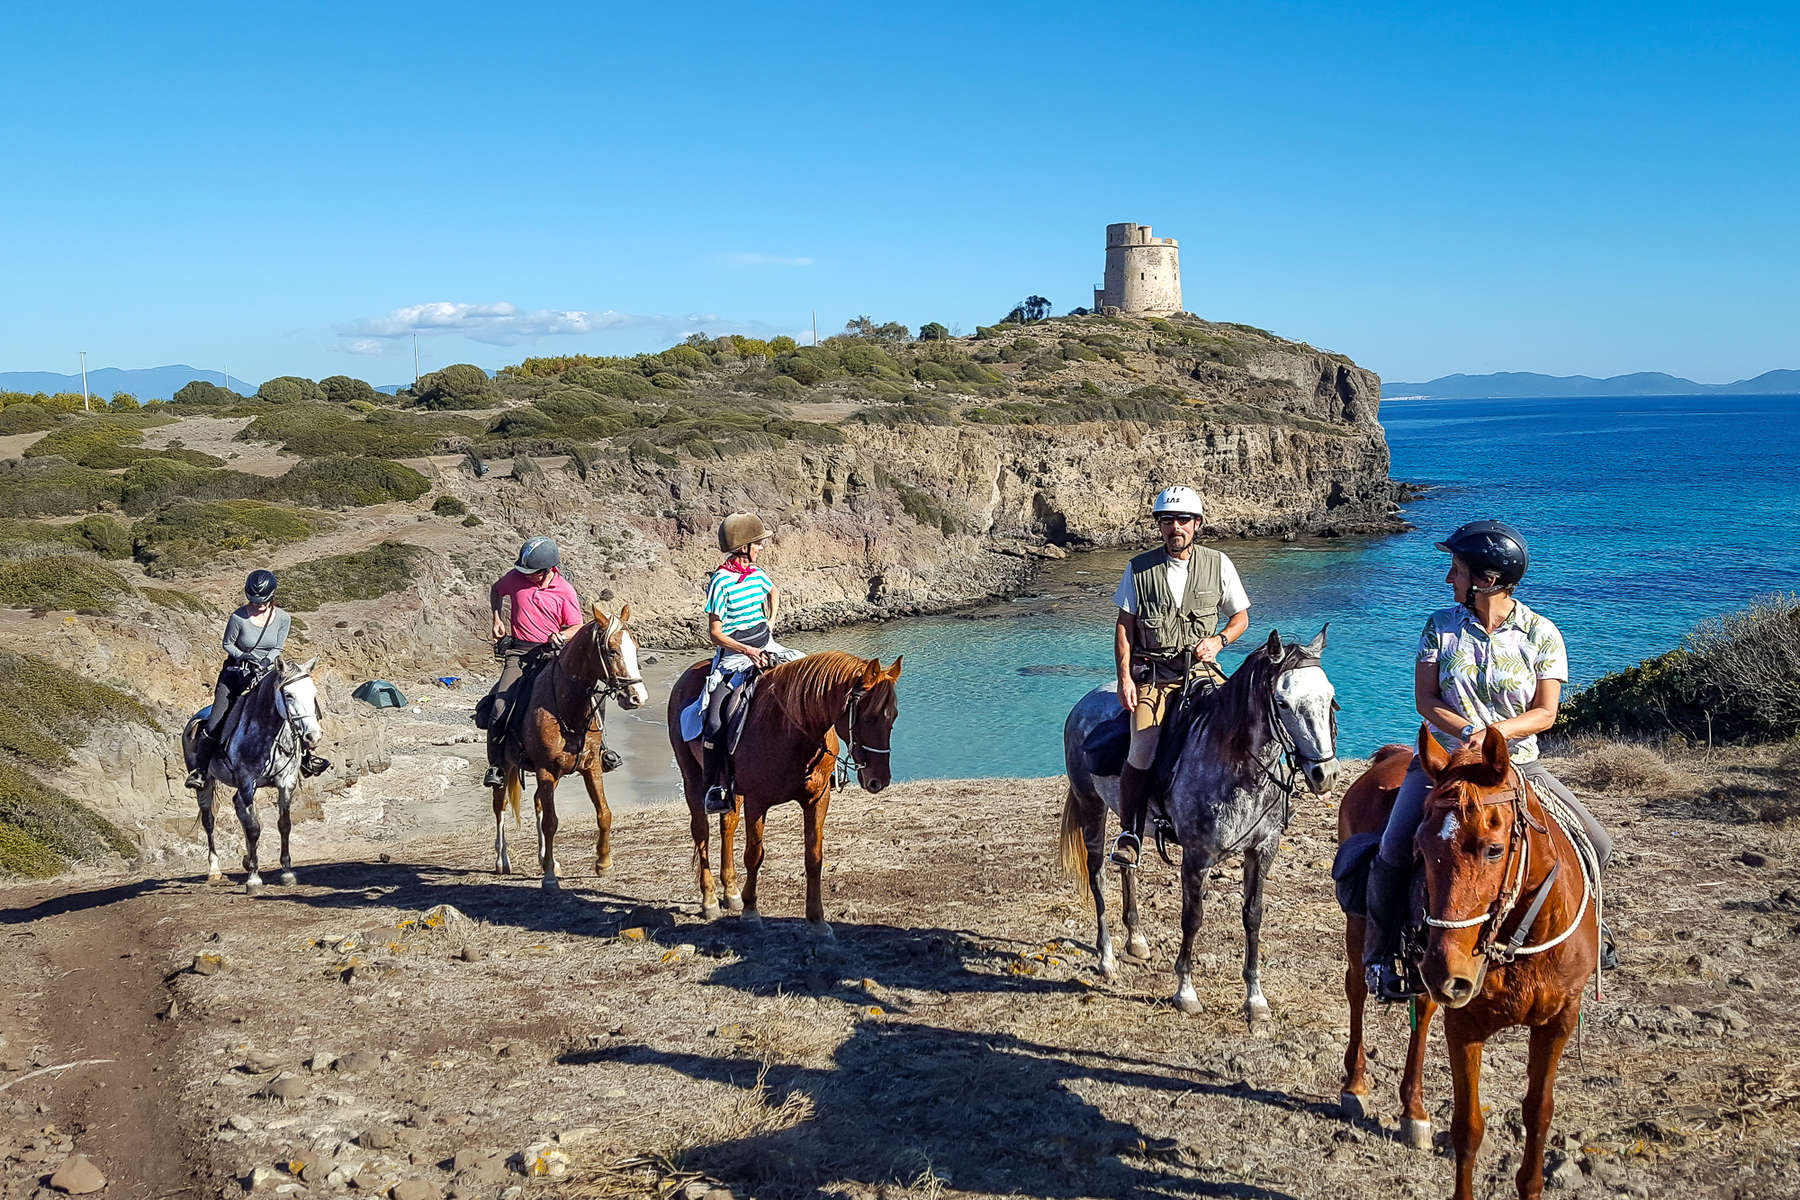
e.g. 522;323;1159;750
720;252;815;267
336;301;807;351
345;339;386;356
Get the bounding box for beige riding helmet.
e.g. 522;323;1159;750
718;513;773;554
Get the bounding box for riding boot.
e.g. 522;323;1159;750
186;729;215;790
701;741;733;814
1110;764;1152;868
1362;856;1420;1003
482;728;505;788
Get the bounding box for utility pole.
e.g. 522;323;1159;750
413;334;420;387
811;311;818;347
80;352;89;412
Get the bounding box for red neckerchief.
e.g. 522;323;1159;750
718;559;757;580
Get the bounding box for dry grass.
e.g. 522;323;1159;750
1558;737;1687;793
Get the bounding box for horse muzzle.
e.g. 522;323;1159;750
1424;943;1489;1009
1304;758;1339;795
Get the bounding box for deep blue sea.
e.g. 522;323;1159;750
825;394;1800;780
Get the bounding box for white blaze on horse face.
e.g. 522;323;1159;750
1440;812;1461;841
618;629;650;707
1274;665;1336;763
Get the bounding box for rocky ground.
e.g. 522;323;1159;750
1;738;1796;1199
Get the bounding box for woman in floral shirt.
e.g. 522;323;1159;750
1363;520;1614;1002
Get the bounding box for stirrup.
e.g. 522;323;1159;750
483;765;505;788
1600;922;1619;970
703;785;733;815
600;747;623;773
185;768;207;791
1109;831;1142;869
1366;961;1420;1004
300;754;331;778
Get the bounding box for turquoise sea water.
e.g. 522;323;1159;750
825;393;1800;780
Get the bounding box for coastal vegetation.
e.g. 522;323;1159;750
276;541;425;611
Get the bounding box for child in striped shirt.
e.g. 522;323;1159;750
701;513;804;811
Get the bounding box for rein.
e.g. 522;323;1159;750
1423;769;1595;964
760;665;889;791
546;626;644;744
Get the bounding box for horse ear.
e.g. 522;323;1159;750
1263;629;1282;657
1418;723;1450;782
885;655;903;680
862;658;884;686
1480;726;1511;783
1304;623;1328;656
591;602;609;626
618;602;632;626
300;657;318;674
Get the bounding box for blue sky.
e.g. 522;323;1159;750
5;1;1796;387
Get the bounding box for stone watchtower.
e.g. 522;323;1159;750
1093;222;1181;316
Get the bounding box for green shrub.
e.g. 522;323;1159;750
276;541;424;612
650;372;685;390
565;368;658;402
274;457;431;507
919;322;950;341
72;514;132;559
0;404;60;434
432;495;467;517
256;376;326;405
895;482;961;535
461;514;483;527
320;375;381;405
118;459;262;514
0;764;138;878
0;651;151;769
411;364;493;410
170;380;243;408
132;500;319;577
139;586;213;614
238;405;475;458
0;460;124;517
0;556;133;613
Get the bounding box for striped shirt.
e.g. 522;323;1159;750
705;565;774;635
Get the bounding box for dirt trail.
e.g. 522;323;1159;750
1;750;1798;1199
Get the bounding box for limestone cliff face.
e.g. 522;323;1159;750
425;350;1401;645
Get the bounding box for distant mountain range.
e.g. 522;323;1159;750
1383;370;1800;399
0;364;408;399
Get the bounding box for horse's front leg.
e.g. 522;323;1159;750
1240;837;1275;1028
1401;995;1439;1149
233;786;264;893
580;764;612;875
198;781;223;884
1171;848;1211;1015
1516;1012;1576;1200
275;783;296;886
1445;1017;1487;1200
720;803;743;912
740;802;768;924
534;771;561;890
493;776;512;875
802;791;831;937
1341;915;1371;1118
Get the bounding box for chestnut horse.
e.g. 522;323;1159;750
1341;728;1599;1200
666;651;901;932
492;603;649;889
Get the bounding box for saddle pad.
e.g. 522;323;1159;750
679;694;705;742
1331;833;1383;917
1080;710;1131;778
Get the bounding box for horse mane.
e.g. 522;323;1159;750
1204;639;1313;766
559;614;607;678
759;651;870;729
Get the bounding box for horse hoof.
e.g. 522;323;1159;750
541;876;560;892
596;857;612;875
809;921;835;941
244;878;264;894
1100;955;1120;982
1126;934;1151;961
724;892;744;913
1340;1091;1370;1121
1401;1118;1433;1151
279;871;296;887
741;908;763;926
1173;989;1202;1016
702;903;721;920
206;871;224;885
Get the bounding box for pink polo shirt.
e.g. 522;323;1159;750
491;569;581;645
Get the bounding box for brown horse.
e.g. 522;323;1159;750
1336;743;1437;1147
492;603;649;889
1342;729;1599;1200
666;651;901;932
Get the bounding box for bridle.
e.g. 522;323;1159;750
547;626;644;742
1250;656;1337;796
830;683;891;791
1422;768;1592;964
268;666;320;771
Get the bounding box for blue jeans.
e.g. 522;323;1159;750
1377;757;1613;870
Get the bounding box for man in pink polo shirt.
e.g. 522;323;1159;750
480;535;584;786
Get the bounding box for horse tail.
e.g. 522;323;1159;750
1059;788;1092;901
506;770;522;825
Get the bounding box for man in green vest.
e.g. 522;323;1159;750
1110;485;1252;867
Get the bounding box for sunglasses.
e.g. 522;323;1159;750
1155;515;1197;527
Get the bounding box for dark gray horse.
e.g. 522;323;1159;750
183;657;325;892
1061;628;1338;1024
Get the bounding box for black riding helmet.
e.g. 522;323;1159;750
245;569;278;604
1435;520;1529;591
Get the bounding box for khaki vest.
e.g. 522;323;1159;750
1129;546;1223;662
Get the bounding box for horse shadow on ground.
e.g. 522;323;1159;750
564;1022;1307;1199
0;876;186;925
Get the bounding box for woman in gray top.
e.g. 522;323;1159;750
186;569;323;787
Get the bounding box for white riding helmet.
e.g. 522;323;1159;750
1151;485;1204;519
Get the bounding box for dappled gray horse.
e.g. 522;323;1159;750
1061;628;1338;1024
184;657;325;892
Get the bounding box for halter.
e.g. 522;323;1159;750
266;666;319;778
1422;768;1594;964
830;684;891;790
546;626;644;742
